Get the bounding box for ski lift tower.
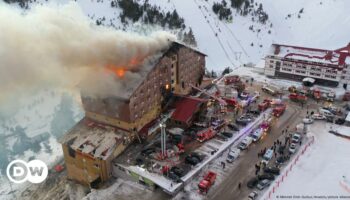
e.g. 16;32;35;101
160;122;167;159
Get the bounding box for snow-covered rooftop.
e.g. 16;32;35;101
269;43;350;66
59;118;128;160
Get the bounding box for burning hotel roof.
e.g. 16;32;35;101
59;118;129;160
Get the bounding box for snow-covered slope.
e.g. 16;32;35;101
19;0;350;71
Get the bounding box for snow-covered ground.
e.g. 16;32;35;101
264;122;350;199
14;0;350;71
0;89;83;199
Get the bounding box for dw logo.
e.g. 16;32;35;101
6;160;48;184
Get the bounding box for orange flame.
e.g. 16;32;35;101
105;65;125;78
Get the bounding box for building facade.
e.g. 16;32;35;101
264;43;350;87
60;42;206;186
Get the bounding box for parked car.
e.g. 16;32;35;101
289;143;297;154
226;148;241;163
236;115;253;125
216;134;228;142
247;177;259;189
168;171;181;183
222;131;233;138
248;191;258;200
278;145;286;154
319;108;335;118
261;149;274;165
238;137;253;150
141;148;155;156
170;166;185;177
302;118;314;124
292;133;302;143
276;156;287;165
257;173;275;181
326;115;334;123
264;167;280;175
228;123;240;131
185;155;200;166
251;128;265;142
189;152;204;161
247;109;261;115
311;113;326;120
256;179;271;190
335;118;346;125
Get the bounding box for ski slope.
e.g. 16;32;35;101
21;0;350;71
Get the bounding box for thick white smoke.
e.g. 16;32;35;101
0;2;176;112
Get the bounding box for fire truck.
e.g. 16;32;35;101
198;171;217;194
197;128;217;142
272;104;286;117
258;99;271;111
289;93;307;102
312;88;321;100
224;75;240;85
222;97;237;107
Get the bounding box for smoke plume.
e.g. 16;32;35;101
0;2;176;111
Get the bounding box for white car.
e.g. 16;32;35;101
303;118;314;124
292;133;302;143
289;143;297;154
248;191;258;200
226;148;241;163
311;113;326;120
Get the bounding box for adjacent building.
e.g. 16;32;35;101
60;41;206;187
264;43;350;87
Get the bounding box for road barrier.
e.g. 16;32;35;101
263;135;315;200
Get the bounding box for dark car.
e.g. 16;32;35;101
141;148;155;156
222;131;233;138
185;156;200;165
247;109;261;115
217;134;229;141
236;116;253;125
247;177;259;189
168;171;181;183
228;123;240;131
189;152;204;161
335;118;345;125
257;173;275;181
278;145;285;154
135;157;144;165
276;156;287;165
264;167;280;175
326;116;334;123
170;166;185;177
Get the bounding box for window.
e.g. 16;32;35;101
269;65;274;68
276;61;281;67
270;60;274;63
310;72;321;77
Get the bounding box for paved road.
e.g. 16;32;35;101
207;104;303;200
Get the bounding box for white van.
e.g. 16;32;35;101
261;149;274;165
238;136;253;150
319;108;334;117
226;148;241;163
251;128;264;142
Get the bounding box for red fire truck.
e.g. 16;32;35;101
272;103;286;117
258;99;271;111
198;171;217;194
197;128;216;142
